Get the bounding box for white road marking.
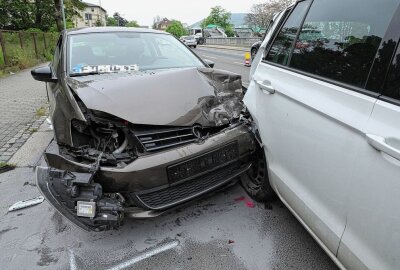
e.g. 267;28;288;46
107;240;179;270
234;62;245;65
69;249;77;270
199;55;217;59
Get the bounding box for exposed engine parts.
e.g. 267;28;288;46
61;99;246;168
46;167;125;231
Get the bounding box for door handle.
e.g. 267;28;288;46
366;134;400;161
254;80;275;94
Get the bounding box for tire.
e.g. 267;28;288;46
194;45;197;49
241;147;275;202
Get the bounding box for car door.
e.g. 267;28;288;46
338;8;400;269
247;0;396;258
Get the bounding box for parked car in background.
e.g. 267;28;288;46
31;27;258;231
181;35;197;48
245;0;400;269
250;40;262;61
250;15;280;61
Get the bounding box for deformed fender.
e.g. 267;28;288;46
36;166;92;231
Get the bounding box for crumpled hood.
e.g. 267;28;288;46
66;67;244;127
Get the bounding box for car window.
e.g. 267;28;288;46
68;32;204;75
264;1;311;65
382;43;400;101
289;0;399;88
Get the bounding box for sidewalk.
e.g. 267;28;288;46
198;45;250;52
0;66;48;162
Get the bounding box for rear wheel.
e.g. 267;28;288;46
241;147;275;202
194;45;197;49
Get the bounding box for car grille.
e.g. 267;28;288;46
135;126;196;152
134;162;246;210
134;125;225;152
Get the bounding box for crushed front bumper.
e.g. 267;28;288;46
36;124;256;231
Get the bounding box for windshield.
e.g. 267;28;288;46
68;32;204;75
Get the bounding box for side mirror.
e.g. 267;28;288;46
31;66;57;83
204;59;215;68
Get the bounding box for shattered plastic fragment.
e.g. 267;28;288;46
245;201;255;208
228;240;235;244
234;196;246;201
8;196;45;212
234;196;255;208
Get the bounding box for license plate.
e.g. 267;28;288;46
167;142;239;184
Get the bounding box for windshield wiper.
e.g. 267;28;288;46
69;71;100;77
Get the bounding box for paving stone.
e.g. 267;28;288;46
0;68;48;158
0;156;10;162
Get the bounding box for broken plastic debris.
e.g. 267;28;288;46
234;196;245;201
228;240;235;244
245;201;255;208
234;196;256;208
46;118;53;130
8;196;44;212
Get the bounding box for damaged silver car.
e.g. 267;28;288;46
31;27;262;231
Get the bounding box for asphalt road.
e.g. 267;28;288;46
194;47;251;86
0;49;338;270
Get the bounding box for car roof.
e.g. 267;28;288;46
65;27;169;36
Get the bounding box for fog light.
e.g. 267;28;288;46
77;201;96;218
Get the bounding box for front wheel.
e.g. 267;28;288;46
241;147;275;202
193;45;197;49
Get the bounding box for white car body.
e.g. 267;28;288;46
182;36;197;48
245;0;400;269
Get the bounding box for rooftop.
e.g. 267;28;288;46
82;1;107;13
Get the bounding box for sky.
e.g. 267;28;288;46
84;0;263;26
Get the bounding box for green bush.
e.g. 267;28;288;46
0;31;58;75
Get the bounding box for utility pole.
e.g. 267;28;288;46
61;0;66;30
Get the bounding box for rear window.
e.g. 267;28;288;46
382;44;400;101
289;0;399;88
264;1;311;66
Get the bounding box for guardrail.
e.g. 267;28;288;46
0;30;58;70
205;37;261;47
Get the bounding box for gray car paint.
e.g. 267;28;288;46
65;67;243;128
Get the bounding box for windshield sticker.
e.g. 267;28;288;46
72;64;139;74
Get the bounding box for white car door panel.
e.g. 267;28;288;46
338;102;400;270
245;0;400;268
252;63;377;254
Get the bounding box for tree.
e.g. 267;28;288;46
106;16;118;26
245;0;293;32
166;20;186;38
201;6;234;37
126;21;140;27
95;18;104;27
113;12;128;27
53;0;85;31
0;0;84;31
0;0;34;30
152;15;161;29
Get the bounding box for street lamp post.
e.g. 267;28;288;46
61;0;66;30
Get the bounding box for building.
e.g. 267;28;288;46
154;18;172;30
74;2;107;28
